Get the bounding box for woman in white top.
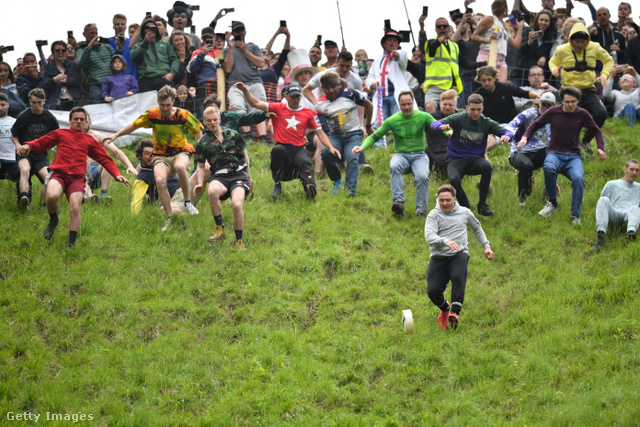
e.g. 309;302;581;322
472;0;524;82
604;65;640;127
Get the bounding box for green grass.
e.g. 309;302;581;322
1;119;639;425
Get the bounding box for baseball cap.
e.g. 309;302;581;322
324;40;338;48
231;21;245;31
283;85;302;96
539;92;556;105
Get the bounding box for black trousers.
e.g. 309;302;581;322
579;88;607;144
509;149;547;200
427;252;470;314
139;77;172;93
270;143;315;185
447;156;492;209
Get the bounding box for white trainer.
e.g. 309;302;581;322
538;202;558;218
184;203;199;215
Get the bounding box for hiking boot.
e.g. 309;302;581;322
209;225;226;242
184;202;199;215
438;302;450;330
304;182;317;200
270;183;282;200
391;200;405;215
593;231;605;252
580;140;594;156
43;217;59;240
234;239;246;250
448;312;460;330
538;202;558;218
331;178;342;195
477;203;494;217
18;194;30;211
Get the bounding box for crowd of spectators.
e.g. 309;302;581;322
0;1;638;127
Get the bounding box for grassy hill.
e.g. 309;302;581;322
1;119;639;425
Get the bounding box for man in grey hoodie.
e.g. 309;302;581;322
424;184;494;330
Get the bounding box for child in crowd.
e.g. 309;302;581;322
101;55;138;103
175;84;203;122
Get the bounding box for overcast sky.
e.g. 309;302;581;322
2;0;596;68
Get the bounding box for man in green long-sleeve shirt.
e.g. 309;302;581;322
353;90;448;215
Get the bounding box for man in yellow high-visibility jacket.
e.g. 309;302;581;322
419;16;463;113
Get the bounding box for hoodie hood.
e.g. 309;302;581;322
568;23;590;47
110;54;128;73
140;18;162;41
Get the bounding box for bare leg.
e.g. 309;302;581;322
255;121;267;137
100;166;111;192
17;158;31;195
173;154;192;203
154;162;173;217
46;179;64;215
208;180;226;216
35;166;49;204
68;191;84;232
230;187;245;231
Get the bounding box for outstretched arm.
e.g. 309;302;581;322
313;129;341;159
234;82;268;111
102;123;137;145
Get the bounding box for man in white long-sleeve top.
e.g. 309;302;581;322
424;184;494;330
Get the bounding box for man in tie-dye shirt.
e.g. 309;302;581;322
103;85;203;228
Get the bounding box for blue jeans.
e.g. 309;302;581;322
543;152;584;219
390;151;430;214
382;94;399;121
321;131;363;195
89;85;102;102
615;103;640;127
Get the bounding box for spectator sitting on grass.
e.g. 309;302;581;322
592;159;640;252
603;65;640;127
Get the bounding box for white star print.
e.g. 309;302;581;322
285;115;301;130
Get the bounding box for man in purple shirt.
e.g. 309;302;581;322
519;86;606;224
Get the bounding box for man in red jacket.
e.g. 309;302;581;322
16;107;130;247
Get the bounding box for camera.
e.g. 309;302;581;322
234;35;243;42
190;5;200;10
98;37;110;44
67;31;74;38
317;34;322;44
35;40;48;47
206;39;213;46
280;20;287;28
423;6;429;17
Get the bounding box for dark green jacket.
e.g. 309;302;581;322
131;18;180;80
76;42;114;87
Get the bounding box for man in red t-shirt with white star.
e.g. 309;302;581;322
235;82;340;200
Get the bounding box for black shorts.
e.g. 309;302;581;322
17;153;50;183
208;170;251;201
0;161;19;182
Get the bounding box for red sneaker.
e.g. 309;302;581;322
438;303;450;330
448;312;460;330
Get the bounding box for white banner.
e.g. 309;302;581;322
49;92;158;147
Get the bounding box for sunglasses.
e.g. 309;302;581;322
55;49;66;53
